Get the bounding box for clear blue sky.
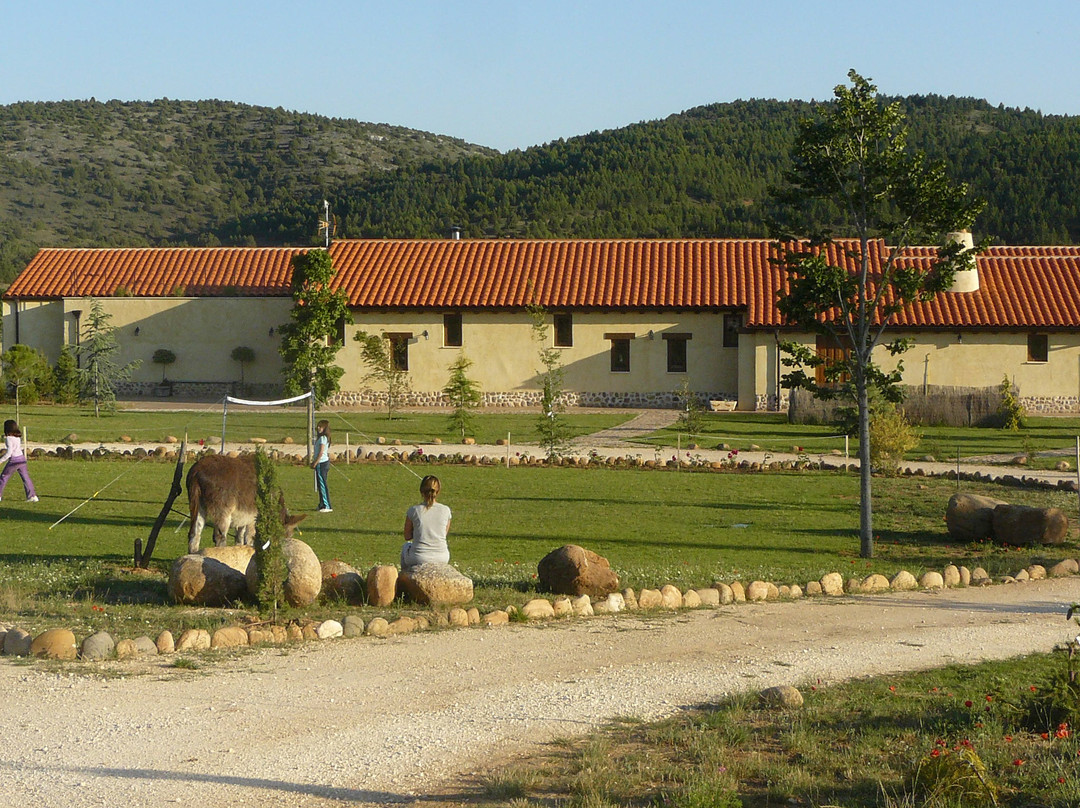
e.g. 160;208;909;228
2;1;1077;152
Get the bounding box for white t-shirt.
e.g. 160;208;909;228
3;435;24;460
404;502;452;565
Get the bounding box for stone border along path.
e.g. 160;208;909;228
1;577;1079;808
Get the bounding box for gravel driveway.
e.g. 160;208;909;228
2;578;1078;807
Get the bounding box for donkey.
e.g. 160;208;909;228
186;454;306;553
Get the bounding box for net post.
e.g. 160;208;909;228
221;397;229;454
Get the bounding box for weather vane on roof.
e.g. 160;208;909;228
318;199;338;248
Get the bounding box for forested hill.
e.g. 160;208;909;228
336;95;1080;246
0;99;495;282
3;95;1080;285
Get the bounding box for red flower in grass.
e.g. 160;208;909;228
1055;723;1070;739
1030;685;1038;692
965;700;974;708
985;695;993;702
1060;777;1067;784
889;685;896;692
974;722;983;728
1004;735;1013;743
1013;759;1025;766
930;748;941;758
1041;732;1050;740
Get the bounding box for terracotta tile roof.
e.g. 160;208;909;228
4;246;308;299
328;238;782;311
7;239;1080;331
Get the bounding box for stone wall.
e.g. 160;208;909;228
327;389;729;409
118;381;282;400
1021;395;1080;414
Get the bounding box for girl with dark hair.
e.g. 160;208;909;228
312;419;332;512
400;475;452;569
0;419;38;502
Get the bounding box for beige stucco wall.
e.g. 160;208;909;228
742;329;1080;410
3;296;292;385
340;310;739;398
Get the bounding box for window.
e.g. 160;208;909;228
387;333;411;371
554;312;573;347
815;335;851;387
723;313;742;348
1028;333;1049;363
664;333;691;373
606;333;632;372
443;313;462;347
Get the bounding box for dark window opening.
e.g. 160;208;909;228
665;334;689;373
387;333;411;371
723;313;742;348
443;313;462;347
1028;333;1049;363
554;313;573;347
607;334;631;373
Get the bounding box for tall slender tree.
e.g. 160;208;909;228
278;249;350;405
77;299;141;417
772;70;985;558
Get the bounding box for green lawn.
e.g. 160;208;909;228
12;404;632;447
481;652;1080;807
644;411;1080;463
0;456;1075;637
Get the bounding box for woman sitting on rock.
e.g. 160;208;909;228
400;475;452;569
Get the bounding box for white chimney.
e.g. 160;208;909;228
450;226;462;241
946;230;979;293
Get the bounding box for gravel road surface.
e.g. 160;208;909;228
2;578;1078;807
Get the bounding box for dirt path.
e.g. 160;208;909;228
1;579;1078;808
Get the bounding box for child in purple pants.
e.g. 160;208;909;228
0;419;38;502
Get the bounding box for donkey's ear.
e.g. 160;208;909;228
286;513;308;527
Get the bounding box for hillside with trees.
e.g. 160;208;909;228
3;95;1080;284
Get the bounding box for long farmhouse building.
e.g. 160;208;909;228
3;237;1079;412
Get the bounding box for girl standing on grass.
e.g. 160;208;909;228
0;419;38;502
313;419;332;513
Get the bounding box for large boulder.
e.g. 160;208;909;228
366;565;398;607
321;559;365;604
169;554;249;606
398;563;474;605
200;545;256;575
946;493;1008;541
537;545;619;598
30;629;78;660
992;504;1069;545
245;538;322;607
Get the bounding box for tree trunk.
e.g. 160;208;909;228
857;373;874;558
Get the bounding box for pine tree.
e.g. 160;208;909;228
443;352;482;441
77;299;140;417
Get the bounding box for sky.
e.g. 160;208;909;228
2;1;1078;152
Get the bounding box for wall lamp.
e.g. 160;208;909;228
956;332;962;344
647;330;655;340
268;327;275;337
422;330;429;339
133;326;140;337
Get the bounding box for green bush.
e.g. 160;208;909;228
910;745;997;807
998;374;1025;430
870;404;920;474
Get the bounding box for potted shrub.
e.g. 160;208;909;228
152;348;176;395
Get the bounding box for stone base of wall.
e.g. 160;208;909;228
755;393;789;412
327;389;732;410
1021;396;1080;414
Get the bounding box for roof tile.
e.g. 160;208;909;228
8;239;1080;330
